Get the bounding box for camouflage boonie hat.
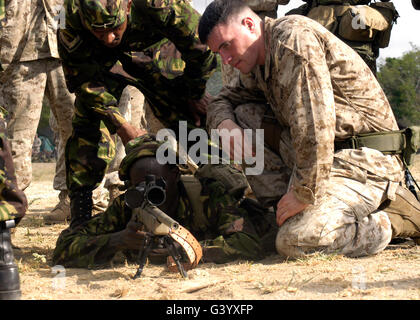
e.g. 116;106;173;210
119;134;179;182
79;0;128;30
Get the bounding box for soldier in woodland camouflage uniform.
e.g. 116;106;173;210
58;0;218;229
0;107;28;299
198;1;420;259
104;85;165;205
0;0;75;222
53;134;277;268
221;0;290;86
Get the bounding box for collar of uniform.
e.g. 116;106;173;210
262;16;274;81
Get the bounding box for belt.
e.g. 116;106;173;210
334;131;406;154
261;108;407;156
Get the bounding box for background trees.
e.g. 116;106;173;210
377;45;420;127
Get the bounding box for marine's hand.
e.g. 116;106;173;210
276;189;309;226
217;119;255;161
188;92;212;127
117;122;147;146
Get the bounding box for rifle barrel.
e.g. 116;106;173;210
143;205;180;230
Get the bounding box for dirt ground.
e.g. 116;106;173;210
11;155;420;301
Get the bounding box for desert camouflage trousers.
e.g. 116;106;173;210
1;58;74;191
234;103;394;258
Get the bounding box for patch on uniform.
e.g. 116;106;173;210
59;29;82;53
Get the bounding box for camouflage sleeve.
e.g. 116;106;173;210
57;3;127;134
138;0;218;100
52;196;132;268
0;110;28;223
273;28;336;205
206;73;267;131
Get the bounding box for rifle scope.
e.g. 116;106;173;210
125;175;166;209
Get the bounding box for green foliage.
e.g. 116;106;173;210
377;45;420;127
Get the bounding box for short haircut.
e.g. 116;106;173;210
198;0;249;44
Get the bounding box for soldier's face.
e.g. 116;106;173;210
90;20;128;48
207;17;261;74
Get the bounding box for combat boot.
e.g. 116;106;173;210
70;188;93;229
0;221;21;300
381;185;420;244
44;190;70;224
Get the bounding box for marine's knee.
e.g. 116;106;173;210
275;229;308;259
274;218;334;259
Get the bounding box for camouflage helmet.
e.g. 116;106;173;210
119;134;179;182
78;0;129;30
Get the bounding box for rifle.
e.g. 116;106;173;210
405;168;420;201
125;175;201;279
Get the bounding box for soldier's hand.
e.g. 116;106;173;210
118;216;150;250
276;188;309;226
148;241;183;263
117;122;148;146
188;92;212;127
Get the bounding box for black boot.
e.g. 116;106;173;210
70;188;93;229
0;220;21;300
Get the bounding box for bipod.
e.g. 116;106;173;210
133;234;188;279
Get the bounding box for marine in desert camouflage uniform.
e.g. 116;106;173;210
58;0;218;228
0;0;75;222
199;0;420;259
53;135;277;268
